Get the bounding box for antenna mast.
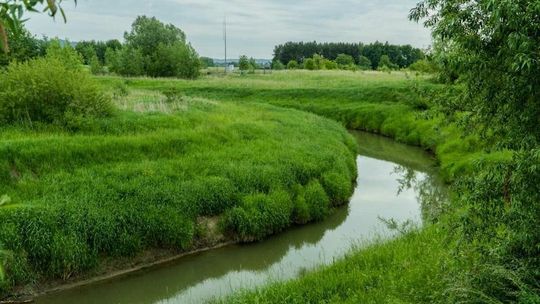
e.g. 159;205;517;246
223;16;227;74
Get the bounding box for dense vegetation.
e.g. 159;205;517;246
0;41;113;127
0;71;357;295
273;41;425;70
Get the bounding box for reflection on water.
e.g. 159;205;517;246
36;131;447;304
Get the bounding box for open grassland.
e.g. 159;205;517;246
99;70;511;182
95;70;517;303
0;85;357;294
1;70;516;301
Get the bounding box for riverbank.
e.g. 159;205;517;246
34;130;445;304
0;89;357;299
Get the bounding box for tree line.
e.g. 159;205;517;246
0;15;201;79
273;41;425;70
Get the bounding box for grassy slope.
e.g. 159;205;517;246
95;71;514;303
0;86;357;294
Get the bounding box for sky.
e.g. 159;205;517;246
25;0;432;59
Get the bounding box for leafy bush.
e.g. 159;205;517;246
287;60;298;70
409;59;438;74
304;58;316;70
0;56;113;127
358;55;373;70
335;54;355;67
107;47;145;77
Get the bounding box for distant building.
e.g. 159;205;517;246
227;64;235;72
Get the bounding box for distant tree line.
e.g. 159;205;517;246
273;41;425;70
0;16;202;79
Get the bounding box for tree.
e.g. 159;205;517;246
378;55;398;70
410;0;540;148
239;55;250;72
287;60;298;69
410;1;540;301
335;53;354;67
304;58;315;70
199;56;214;68
0;0;75;53
120;16;199;78
249;57;258;71
124;16;185;58
88;53;102;74
271;59;284;70
0;23;41;66
358;55;372;70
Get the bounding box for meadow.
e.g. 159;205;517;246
102;70;514;303
0;70;523;302
0;72;359;294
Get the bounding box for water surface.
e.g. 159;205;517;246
36;131;446;304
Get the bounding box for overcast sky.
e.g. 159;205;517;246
25;0;431;59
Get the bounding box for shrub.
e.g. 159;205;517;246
272;60;285;70
409;59;438;74
89;54;103;75
379;55;399;70
304;58;316;70
287;60;298;70
0;57;113;127
335;54;355;67
107;47;145;77
358;55;373;70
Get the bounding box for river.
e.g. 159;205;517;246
36;131;447;304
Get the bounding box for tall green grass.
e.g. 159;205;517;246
0;93;357;294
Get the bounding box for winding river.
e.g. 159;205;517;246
36;131;447;304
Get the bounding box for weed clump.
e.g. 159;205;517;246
0;56;112;128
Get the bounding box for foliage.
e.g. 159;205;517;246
409;0;540;301
0;0;75;53
147;42;200;79
408;59;437;74
199;56;214;68
238;55;249;72
124;16;185;58
273;41;424;70
0;78;357;292
303;58;315;70
410;0;540;149
110;16;200;79
335;53;354;68
0;23;43;66
286;60;298;70
106;46;145;77
271;59;284;70
0;44;112;127
88;53;103;75
358;55;372;70
378;55;398;70
75;40;121;65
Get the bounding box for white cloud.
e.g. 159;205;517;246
25;0;431;59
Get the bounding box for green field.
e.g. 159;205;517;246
0;71;366;293
0;70;517;301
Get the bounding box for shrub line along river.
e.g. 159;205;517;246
35;131;447;304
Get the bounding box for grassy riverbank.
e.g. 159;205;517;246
96;70;516;303
0;80;358;296
180;71;514;303
1;70;519;301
